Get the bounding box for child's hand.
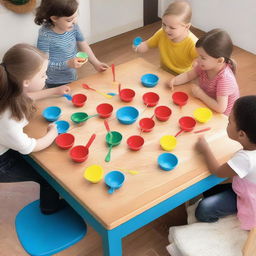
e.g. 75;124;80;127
67;58;86;69
93;62;109;72
54;85;71;95
191;85;204;99
195;136;209;153
47;123;58;137
168;78;176;91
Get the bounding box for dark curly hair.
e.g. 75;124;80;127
233;95;256;144
34;0;78;26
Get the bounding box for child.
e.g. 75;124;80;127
0;43;70;214
194;95;256;232
34;0;108;88
134;0;198;74
169;29;239;115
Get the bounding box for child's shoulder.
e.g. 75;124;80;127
38;25;52;37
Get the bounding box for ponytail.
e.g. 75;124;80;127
225;58;236;75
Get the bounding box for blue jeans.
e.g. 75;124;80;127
195;183;237;222
0;149;60;213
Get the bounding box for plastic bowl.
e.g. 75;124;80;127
119;89;135;102
104;171;125;194
160;135;177;151
116;106;139;124
71;112;88;123
158;153;178;171
172;92;188;106
142;92;160;107
193;107;213;123
133;36;142;47
84;165;104;183
127;135;144;151
96;103;113;118
139;117;155;132
55;120;70;134
42;106;61;122
141;73;159;88
106;131;123;146
154;106;172;121
72;93;87;107
55;133;75;149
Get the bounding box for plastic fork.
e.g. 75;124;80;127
82;83;113;99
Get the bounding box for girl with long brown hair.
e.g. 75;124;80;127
0;43;70;214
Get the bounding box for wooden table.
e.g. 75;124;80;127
24;58;241;256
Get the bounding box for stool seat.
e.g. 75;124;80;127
15;200;87;256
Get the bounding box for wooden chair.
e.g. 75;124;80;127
15;200;87;256
166;204;256;256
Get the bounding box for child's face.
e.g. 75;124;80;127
227;110;239;141
196;47;222;71
162;15;189;42
51;10;78;33
24;59;48;92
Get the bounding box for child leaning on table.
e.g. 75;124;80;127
194;95;256;233
34;0;108;88
0;43;70;214
169;29;240;115
134;0;198;74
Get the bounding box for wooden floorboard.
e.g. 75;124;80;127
1;21;255;256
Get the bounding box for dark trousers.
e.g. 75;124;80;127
195;183;237;222
0;149;60;212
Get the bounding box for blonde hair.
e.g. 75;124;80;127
163;0;192;24
0;44;47;120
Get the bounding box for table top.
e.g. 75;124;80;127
25;58;241;229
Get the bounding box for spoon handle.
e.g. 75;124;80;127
175;129;184;137
94;89;113;99
105;145;113;162
108;187;115;194
85;134;96;149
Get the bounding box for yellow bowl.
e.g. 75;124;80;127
193;107;213;123
160;135;177;151
84;165;104;183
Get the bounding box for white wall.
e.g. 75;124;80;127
158;0;256;54
89;0;143;43
0;0;90;59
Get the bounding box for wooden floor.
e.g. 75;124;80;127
1;21;255;256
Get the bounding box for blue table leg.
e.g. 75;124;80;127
102;229;122;256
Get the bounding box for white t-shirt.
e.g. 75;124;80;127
228;150;256;184
0;109;36;155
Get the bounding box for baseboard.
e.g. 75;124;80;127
88;19;143;44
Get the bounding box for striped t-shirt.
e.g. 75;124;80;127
196;64;239;115
37;24;84;85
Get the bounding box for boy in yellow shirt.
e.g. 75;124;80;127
135;0;197;74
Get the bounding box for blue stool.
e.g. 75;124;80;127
15;200;87;256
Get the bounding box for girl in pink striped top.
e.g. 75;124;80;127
169;29;240;115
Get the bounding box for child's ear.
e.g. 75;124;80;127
185;23;191;30
23;80;29;88
50;16;58;23
239;130;247;140
217;57;225;64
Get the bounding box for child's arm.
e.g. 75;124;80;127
134;41;149;53
192;86;228;113
195;136;237;178
33;123;58;152
243;227;256;256
77;41;108;72
169;68;198;90
26;85;70;101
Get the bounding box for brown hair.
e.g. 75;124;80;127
163;0;192;24
196;29;236;74
34;0;78;26
0;44;47;121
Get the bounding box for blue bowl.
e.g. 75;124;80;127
105;171;125;194
116;106;139;125
141;73;159;88
55;120;70;134
42;106;61;122
158;153;178;171
133;36;142;47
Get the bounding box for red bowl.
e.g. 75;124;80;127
172;92;188;106
127;135;144;151
70;146;89;162
72;93;87;107
179;116;196;131
120;89;135;102
155;106;172;121
139;118;155;132
96;103;113;118
142;92;160;107
55;133;75;149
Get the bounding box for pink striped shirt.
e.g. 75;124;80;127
195;64;240;115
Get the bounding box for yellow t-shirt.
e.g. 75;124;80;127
147;28;198;74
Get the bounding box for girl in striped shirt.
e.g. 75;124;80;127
169;29;239;115
35;0;108;88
